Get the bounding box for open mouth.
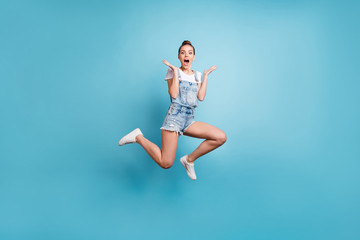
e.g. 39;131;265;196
184;59;189;63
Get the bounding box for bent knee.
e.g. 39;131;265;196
160;159;174;169
216;131;227;145
162;163;173;169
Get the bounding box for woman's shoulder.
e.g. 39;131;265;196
192;69;201;74
192;70;202;83
165;67;176;80
193;70;202;77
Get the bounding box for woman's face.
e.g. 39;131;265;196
178;45;195;69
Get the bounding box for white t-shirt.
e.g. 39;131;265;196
164;68;202;84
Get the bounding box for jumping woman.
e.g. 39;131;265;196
118;40;227;180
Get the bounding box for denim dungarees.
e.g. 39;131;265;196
160;68;201;136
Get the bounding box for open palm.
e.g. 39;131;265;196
203;65;217;77
162;59;176;70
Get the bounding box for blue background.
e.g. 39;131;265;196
1;0;359;239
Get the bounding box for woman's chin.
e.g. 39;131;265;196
181;64;191;69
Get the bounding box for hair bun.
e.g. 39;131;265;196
178;40;195;55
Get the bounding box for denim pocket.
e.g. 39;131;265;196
168;105;180;115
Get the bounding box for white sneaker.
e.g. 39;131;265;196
118;128;143;146
180;155;197;180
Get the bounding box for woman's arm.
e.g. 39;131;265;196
163;60;179;99
197;65;217;101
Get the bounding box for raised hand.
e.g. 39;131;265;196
162;59;177;71
203;65;217;77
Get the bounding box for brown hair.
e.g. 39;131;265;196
178;40;195;55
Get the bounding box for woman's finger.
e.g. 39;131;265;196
163;60;171;66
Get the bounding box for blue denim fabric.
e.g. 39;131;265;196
170;68;200;108
160;102;196;136
160;68;200;136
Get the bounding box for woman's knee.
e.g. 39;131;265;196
161;162;173;169
160;158;174;169
215;131;227;145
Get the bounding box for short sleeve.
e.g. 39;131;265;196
165;68;173;80
195;71;203;83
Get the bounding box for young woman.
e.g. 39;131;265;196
118;40;227;180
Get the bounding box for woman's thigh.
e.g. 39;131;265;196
161;129;179;166
183;121;226;140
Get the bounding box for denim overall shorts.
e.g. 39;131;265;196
160;68;200;136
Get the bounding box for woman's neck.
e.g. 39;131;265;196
180;66;193;75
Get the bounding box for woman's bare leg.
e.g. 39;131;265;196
135;130;179;169
183;121;227;163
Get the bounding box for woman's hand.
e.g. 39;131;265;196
162;60;177;71
203;65;217;77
